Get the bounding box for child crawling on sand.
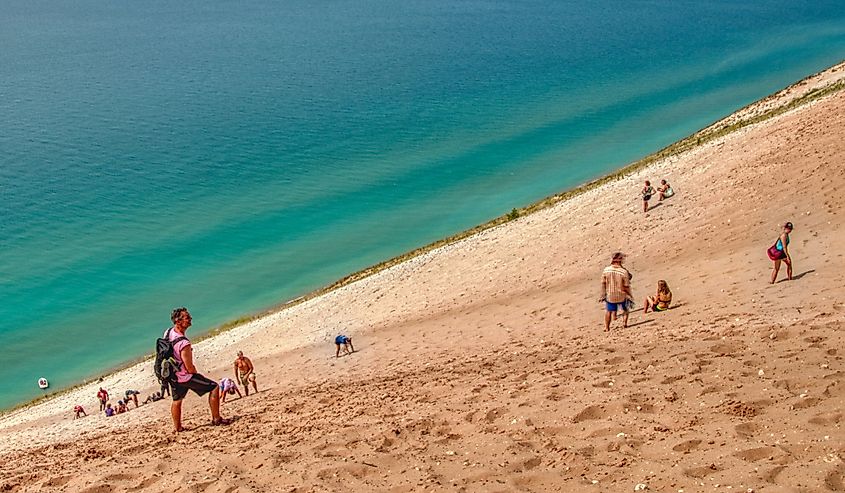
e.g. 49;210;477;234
335;335;354;357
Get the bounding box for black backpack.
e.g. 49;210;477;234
154;328;187;384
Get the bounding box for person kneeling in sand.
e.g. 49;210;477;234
166;307;229;432
644;280;672;313
335;335;354;357
124;389;140;409
219;377;242;403
73;405;87;419
234;351;258;396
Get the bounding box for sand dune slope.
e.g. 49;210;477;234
1;68;844;492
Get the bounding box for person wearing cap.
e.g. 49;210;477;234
600;252;633;332
768;222;794;284
233;351;258;396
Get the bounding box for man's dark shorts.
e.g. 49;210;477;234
171;374;218;401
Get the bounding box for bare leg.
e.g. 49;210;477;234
622;310;629;328
785;258;793;280
643;200;648;213
251;377;258;394
348;339;355;353
209;388;221;423
604;311;612;332
770;259;781;284
171;400;183;432
336;344;341;358
643;297;650;313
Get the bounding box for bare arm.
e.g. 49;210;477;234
180;346;197;374
781;233;790;258
600;274;607;301
245;357;254;373
233;361;239;380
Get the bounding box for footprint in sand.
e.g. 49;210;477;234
734;446;778;462
40;475;73;488
684;463;720;478
572;405;605;423
710;341;744;356
734;422;761;438
808;412;842;426
792;396;824;410
79;486;113;493
672;439;702;453
824;463;845;491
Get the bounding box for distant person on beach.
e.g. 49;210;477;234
657;179;674;201
166;307;229;432
644;280;673;313
642;180;655;213
768;222;794;284
219;377;242;403
143;392;163;405
73;405;87;419
234;351;258;396
335;335;355;357
124;389;140;409
97;388;109;412
104;403;114;417
600;252;633;331
116;400;127;414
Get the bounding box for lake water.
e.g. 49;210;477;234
1;0;844;410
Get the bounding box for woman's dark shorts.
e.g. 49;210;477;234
171;373;218;401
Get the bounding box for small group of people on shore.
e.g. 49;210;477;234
600;220;795;331
641;179;674;213
82;387;144;418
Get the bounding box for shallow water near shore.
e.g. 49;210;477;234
1;0;844;410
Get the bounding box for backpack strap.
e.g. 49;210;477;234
166;327;188;346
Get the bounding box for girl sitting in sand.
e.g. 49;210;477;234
643;280;672;313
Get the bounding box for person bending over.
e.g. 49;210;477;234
219;377;242;403
335;335;355;357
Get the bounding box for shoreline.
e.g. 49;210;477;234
1;57;843;491
2;60;843;419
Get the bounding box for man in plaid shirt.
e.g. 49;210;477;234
601;252;633;332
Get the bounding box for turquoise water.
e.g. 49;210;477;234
1;0;844;410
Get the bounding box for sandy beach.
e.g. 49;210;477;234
1;62;844;492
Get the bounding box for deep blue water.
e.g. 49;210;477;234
1;0;844;410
